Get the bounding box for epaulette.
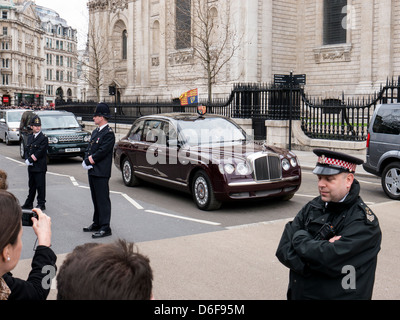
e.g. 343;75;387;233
358;202;377;224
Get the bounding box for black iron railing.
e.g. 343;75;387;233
57;78;400;141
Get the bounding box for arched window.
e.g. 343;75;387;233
209;7;218;45
175;0;191;49
152;21;160;55
122;30;127;60
323;0;347;45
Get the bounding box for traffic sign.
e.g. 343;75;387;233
274;74;306;86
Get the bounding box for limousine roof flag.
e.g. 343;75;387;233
180;88;198;106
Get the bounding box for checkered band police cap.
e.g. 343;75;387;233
312;149;364;176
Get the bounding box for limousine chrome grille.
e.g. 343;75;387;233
249;153;282;182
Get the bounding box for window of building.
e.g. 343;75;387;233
175;0;191;49
2;74;9;85
46;69;53;81
323;0;347;45
122;30;127;60
2;11;8;19
2;27;7;36
2;58;9;68
152;21;160;55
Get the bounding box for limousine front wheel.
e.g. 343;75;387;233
192;171;221;211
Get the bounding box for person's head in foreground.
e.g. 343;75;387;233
56;239;153;300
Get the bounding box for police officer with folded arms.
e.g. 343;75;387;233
82;103;115;239
276;149;382;300
21;116;48;211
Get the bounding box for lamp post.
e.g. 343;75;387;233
109;85;117;133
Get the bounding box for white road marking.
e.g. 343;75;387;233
145;209;221;226
6;157;24;165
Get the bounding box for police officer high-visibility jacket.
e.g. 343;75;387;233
276;180;382;300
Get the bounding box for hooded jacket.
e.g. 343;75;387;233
276;180;382;300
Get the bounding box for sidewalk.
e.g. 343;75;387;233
12;199;398;300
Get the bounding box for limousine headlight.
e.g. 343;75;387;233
236;162;251;175
282;158;291;171
224;163;235;175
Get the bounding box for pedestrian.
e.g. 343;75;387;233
276;149;382;300
0;190;56;300
82;103;115;239
21;115;48;211
56;239;153;300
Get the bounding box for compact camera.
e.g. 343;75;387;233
22;209;38;227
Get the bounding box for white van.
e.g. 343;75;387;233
0;109;27;145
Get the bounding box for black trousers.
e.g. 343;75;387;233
25;171;46;207
88;175;111;230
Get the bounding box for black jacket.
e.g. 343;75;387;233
3;246;57;300
84;125;115;178
25;132;48;173
276;180;382;300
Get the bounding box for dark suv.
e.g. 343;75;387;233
19;110;91;161
363;104;400;200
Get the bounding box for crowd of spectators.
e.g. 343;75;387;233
0;104;56;111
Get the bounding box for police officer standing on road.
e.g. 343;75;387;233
22;115;48;211
82;103;115;239
276;149;382;300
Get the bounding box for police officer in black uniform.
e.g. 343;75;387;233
276;149;382;300
82;103;115;239
22;115;48;210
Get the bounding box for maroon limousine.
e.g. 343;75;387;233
113;112;301;210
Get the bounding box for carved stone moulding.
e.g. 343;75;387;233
313;44;352;64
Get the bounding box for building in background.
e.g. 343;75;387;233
0;0;78;107
35;2;78;105
0;0;44;106
86;0;400;103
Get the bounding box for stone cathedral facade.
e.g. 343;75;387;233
87;0;400;103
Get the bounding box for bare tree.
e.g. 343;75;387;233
80;21;110;102
174;0;242;102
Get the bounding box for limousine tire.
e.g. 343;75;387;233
122;158;141;187
192;170;221;211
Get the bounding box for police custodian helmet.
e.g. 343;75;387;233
30;115;41;127
93;103;111;119
313;149;364;176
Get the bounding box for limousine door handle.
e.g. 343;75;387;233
149;148;161;157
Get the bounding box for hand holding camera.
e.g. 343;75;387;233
22;208;52;248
